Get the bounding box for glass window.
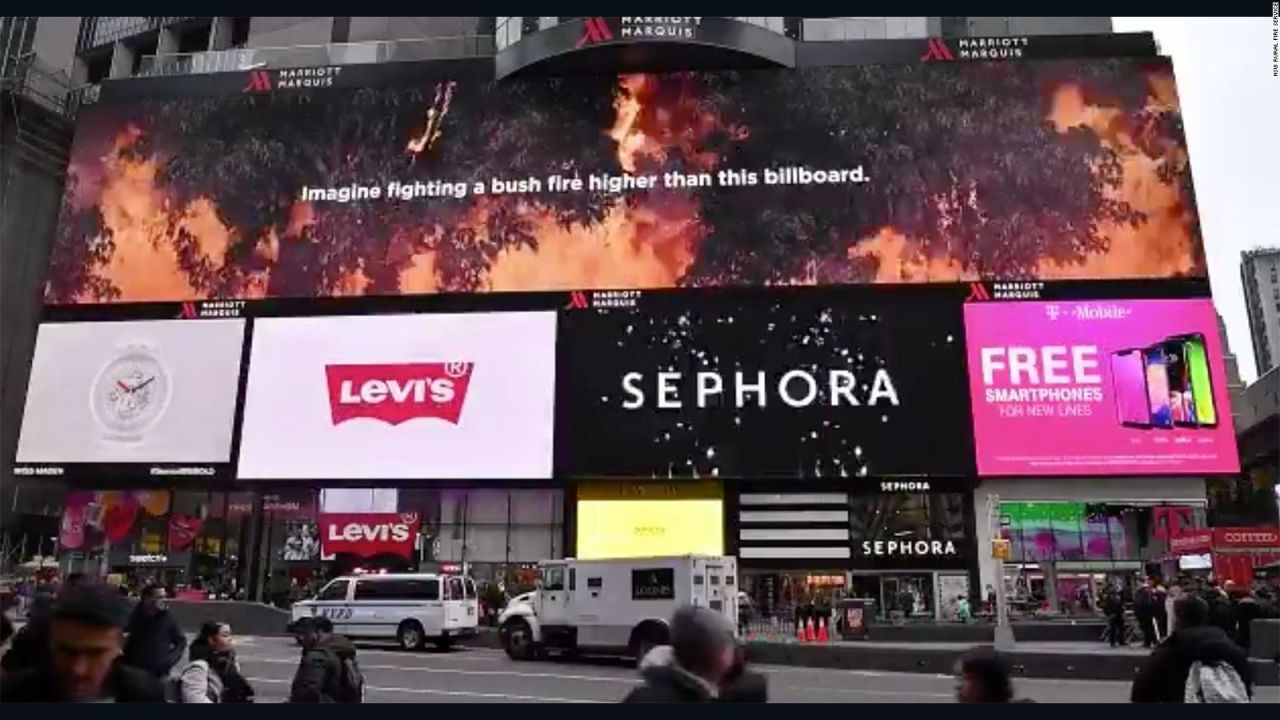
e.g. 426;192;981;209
447;576;464;600
543;566;564;591
317;579;349;601
850;493;967;542
464;577;476;599
587;577;603;589
568;568;576;591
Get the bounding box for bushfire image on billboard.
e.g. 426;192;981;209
48;58;1202;304
558;289;973;478
963;299;1238;476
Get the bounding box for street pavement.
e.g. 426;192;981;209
231;636;1280;703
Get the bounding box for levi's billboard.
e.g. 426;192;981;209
237;312;556;480
320;513;420;559
558;289;973;478
964;299;1238;476
47;58;1204;306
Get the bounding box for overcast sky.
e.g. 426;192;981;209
1112;17;1278;383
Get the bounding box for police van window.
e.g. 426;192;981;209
568;568;576;591
448;576;464;600
354;580;386;600
463;577;476;599
317;579;349;601
587;577;603;589
414;579;440;600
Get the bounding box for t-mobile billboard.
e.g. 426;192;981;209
964;299;1238;476
46;58;1203;305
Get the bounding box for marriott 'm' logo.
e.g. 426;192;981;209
243;70;272;93
920;38;955;62
577;17;614;47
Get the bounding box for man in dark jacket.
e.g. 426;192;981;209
1;584;165;702
1232;587;1279;653
1134;578;1158;648
121;584;187;678
289;616;363;702
1102;587;1126;647
1131;594;1253;703
2;572;85;674
623;606;747;703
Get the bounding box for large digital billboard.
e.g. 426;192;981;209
558;288;973;478
15;319;245;477
47;58;1202;305
964;298;1238;476
237;312;557;480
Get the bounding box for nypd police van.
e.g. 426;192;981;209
290;572;479;650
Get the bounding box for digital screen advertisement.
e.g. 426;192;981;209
16;319;245;471
575;482;724;560
48;58;1201;307
558;290;973;478
237;312;556;480
964;299;1238;475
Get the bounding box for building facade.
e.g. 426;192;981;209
1241;247;1280;378
15;16;1257;618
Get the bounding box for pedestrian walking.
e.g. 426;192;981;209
1134;577;1158;648
1152;580;1169;642
176;621;255;703
622;605;760;702
121;584;187;679
289;616;364;702
1131;594;1253;703
0;584;165;702
2;572;86;674
1102;587;1125;648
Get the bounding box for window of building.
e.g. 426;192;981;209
849;493;968;542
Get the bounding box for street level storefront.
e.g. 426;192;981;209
1166;527;1280;587
731;480;977;622
974;477;1210;616
57;487;564;603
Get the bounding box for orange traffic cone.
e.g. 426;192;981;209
796;618;807;642
804;617;816;642
817;617;829;643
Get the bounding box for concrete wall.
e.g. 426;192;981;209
247;17;335;48
972;476;1208;593
346;16;485;42
30;17;81;74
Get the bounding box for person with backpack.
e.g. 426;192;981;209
289;616;364;703
176;621;255;703
1131;594;1253;703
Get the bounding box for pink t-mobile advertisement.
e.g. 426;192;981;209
964;299;1239;476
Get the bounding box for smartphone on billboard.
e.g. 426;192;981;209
1110;349;1151;428
1174;333;1218;427
1143;346;1173;429
1161;338;1197;426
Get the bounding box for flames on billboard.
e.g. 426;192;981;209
46;59;1204;304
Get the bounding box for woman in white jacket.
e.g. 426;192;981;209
179;622;255;703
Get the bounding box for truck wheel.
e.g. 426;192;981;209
501;618;536;661
397;620;426;651
629;622;669;666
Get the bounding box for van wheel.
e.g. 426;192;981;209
501;618;536;661
397;621;425;651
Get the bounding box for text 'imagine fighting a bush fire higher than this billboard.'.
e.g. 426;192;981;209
47;57;1204;305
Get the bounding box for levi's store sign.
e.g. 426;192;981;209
558;290;974;478
325;362;473;425
964;299;1239;476
321;513;419;559
238;312;556;480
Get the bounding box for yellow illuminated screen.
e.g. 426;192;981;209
576;499;724;559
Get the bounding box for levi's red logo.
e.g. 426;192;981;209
325;362;473;426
